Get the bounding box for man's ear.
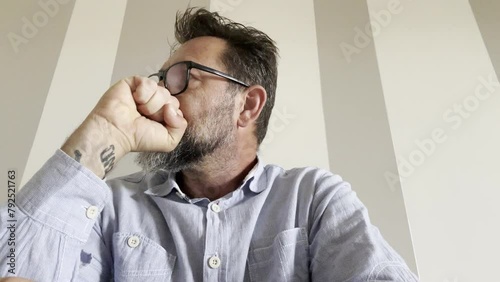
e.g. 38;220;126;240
237;85;267;128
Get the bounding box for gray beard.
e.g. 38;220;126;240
135;126;232;174
135;100;235;174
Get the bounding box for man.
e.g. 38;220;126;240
0;8;418;282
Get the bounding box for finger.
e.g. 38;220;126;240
133;108;186;152
163;104;188;148
126;76;158;105
137;88;179;119
123;76;147;93
146;103;174;123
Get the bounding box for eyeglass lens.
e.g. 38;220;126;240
166;62;188;95
149;62;189;95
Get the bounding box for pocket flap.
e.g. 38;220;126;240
112;232;176;281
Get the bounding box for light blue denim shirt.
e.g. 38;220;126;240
0;149;418;281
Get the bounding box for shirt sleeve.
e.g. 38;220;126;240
0;149;113;281
309;173;419;282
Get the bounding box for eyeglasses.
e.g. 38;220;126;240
148;61;249;96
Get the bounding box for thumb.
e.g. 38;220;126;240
163;104;187;149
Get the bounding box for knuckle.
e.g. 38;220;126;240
134;91;148;104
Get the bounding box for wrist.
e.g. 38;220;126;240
61;115;129;178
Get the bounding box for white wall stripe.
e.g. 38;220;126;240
211;0;330;170
368;0;500;280
22;0;127;186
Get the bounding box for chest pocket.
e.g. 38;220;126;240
112;233;176;282
247;227;310;282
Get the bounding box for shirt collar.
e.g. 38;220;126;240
143;171;178;197
244;157;266;193
144;156;267;198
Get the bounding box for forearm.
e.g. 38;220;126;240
0;150;111;280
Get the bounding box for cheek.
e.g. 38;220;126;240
177;98;215;134
176;95;196;123
175;85;212;116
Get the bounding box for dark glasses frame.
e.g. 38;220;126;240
148;60;250;96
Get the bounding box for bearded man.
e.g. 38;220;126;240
0;8;417;282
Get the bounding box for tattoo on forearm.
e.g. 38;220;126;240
100;145;115;174
74;150;82;163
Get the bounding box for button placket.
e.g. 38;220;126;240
204;201;223;278
208;255;221;269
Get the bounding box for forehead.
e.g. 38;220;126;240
164;36;227;69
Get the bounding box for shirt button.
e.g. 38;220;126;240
208;256;221;269
210;203;221;213
127;236;140;248
86;206;99;219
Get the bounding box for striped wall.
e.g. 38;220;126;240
2;0;500;280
